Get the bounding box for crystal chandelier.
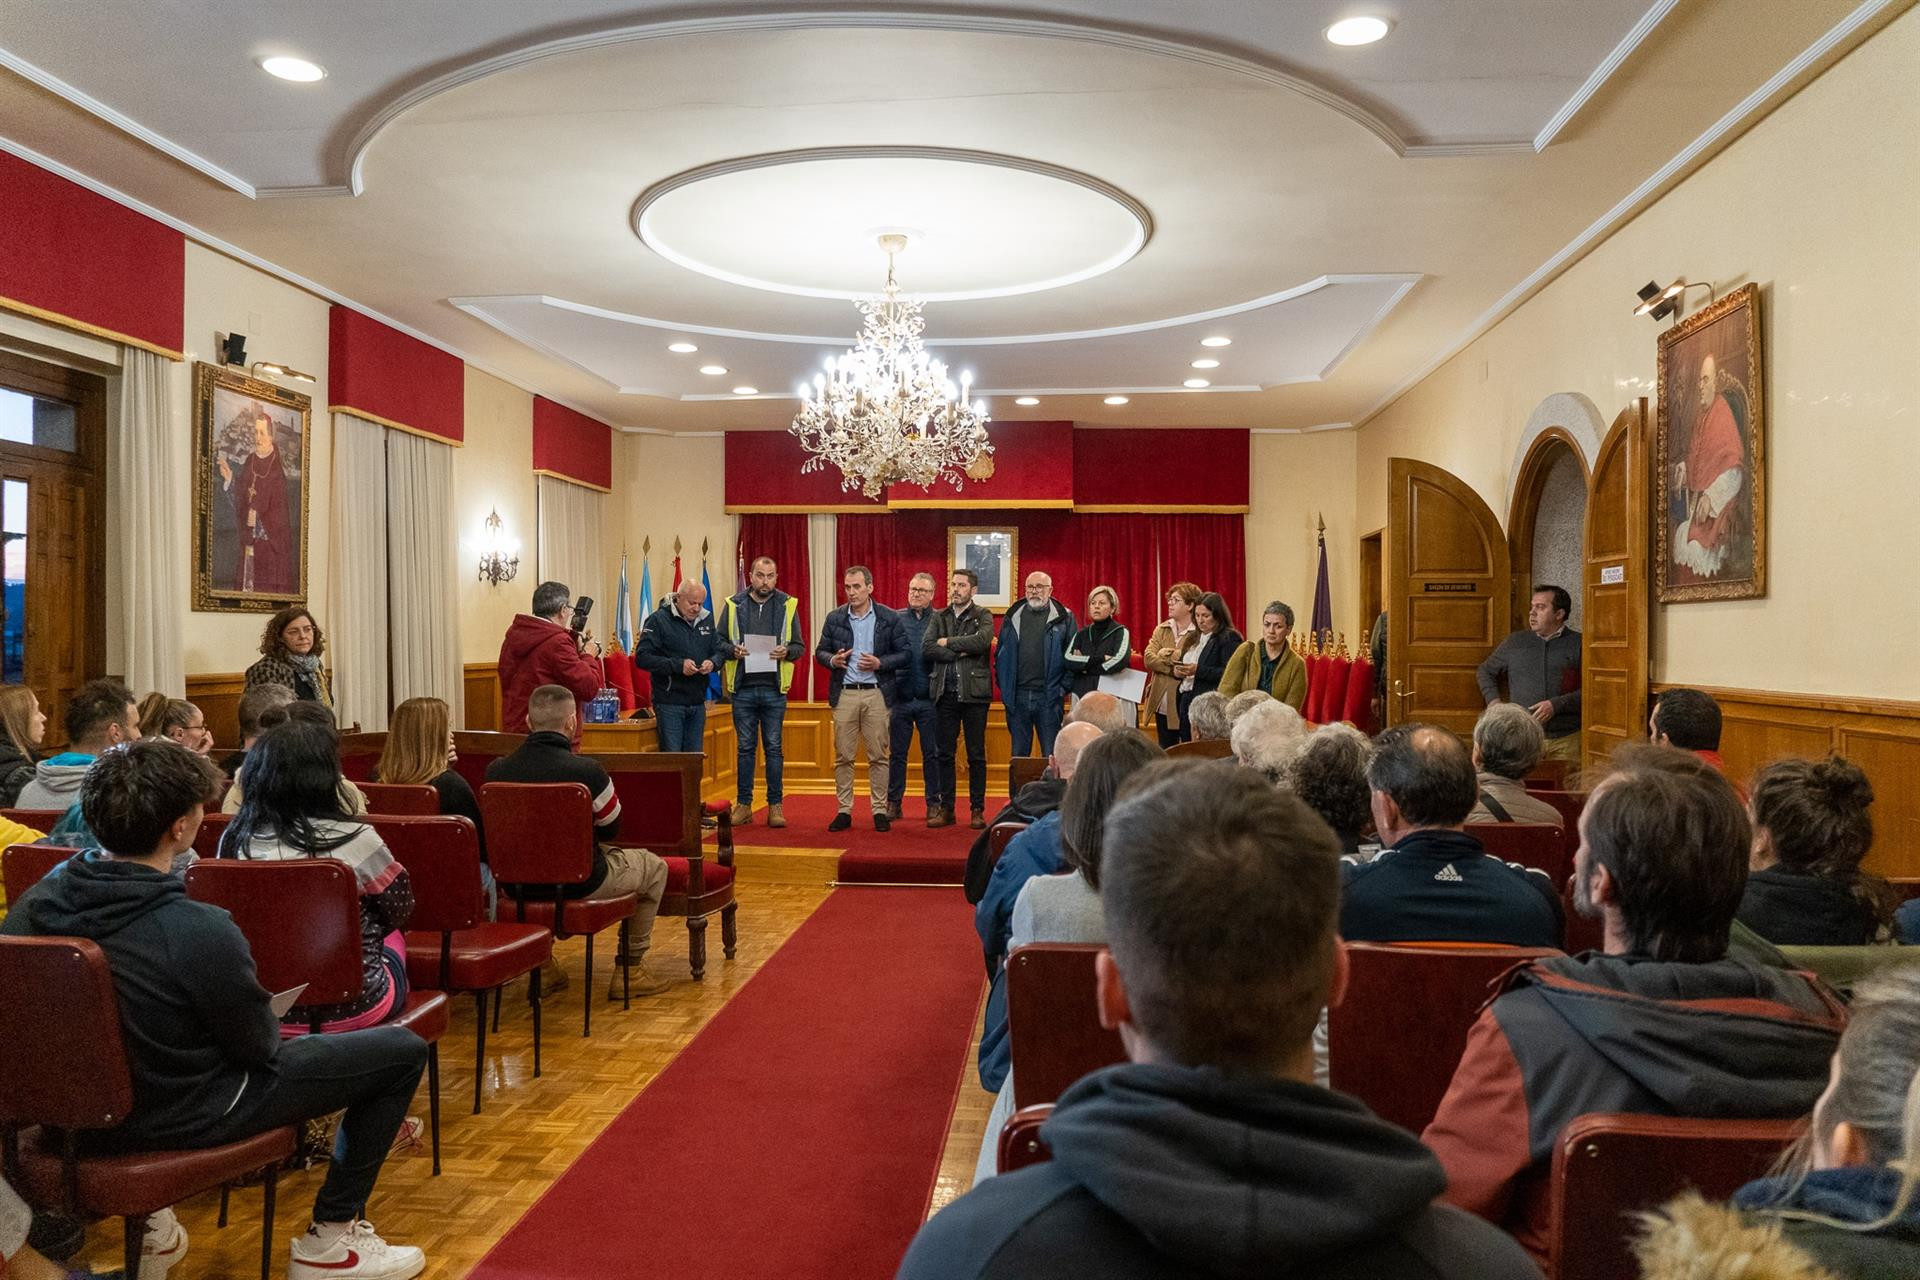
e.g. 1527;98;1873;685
791;234;991;498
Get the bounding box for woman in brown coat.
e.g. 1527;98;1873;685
1141;581;1201;746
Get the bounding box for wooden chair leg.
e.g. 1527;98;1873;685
582;933;593;1038
530;965;543;1077
260;1164;279;1280
426;1042;442;1176
721;900;738;958
687;912;708;980
471;990;489;1114
123;1212;147;1280
218;1183;230;1227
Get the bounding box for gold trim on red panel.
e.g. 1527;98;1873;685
533;467;613;494
886;498;1073;509
1071;504;1249;513
0;294;185;360
327;403;465;446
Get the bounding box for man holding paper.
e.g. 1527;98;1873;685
719;556;804;829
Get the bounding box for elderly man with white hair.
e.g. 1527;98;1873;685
1230;699;1309;783
1467;702;1565;827
634;578;724;751
974;720;1103;978
1066;690;1133;737
1225;688;1273;730
1186;690;1231;742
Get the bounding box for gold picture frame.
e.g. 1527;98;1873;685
1654;282;1765;603
948;526;1019;611
192;361;313;612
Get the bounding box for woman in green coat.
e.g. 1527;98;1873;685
1218;600;1307;712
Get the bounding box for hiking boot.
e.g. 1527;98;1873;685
609;964;674;999
827;812;852;832
534;959;568;1000
971;810;986;830
885;801;903;820
926;807;953;828
289;1221;425;1280
139;1206;187;1279
768;803;786;828
729;802;753;826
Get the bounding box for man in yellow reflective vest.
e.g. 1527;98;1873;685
718;556;804;828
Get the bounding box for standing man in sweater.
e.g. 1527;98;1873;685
886;572;942;824
1476;585;1581;764
925;568;996;830
717;556;803;829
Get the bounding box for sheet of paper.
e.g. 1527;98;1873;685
270;984;308;1017
1097;666;1150;703
742;632;778;673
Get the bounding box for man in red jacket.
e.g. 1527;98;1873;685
498;580;603;739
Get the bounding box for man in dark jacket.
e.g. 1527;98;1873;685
497;579;603;740
886;572;941;823
994;571;1075;759
634;580;723;752
1423;744;1847;1266
1341;723;1561;947
1475;584;1581;763
486;685;671;997
901;763;1542;1280
925;568;996;829
815;565;905;832
1;740;432;1279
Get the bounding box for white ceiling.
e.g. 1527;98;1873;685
0;0;1906;432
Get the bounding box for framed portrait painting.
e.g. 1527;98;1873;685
1655;283;1765;603
949;526;1018;611
192;361;312;612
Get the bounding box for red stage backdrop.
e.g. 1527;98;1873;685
327;306;465;444
725;431;885;513
1073;428;1250;511
735;513;815;700
532;396;613;491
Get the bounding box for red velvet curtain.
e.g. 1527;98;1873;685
736;513;813;700
1165;515;1248;638
1078;515;1160;665
834;514;907;604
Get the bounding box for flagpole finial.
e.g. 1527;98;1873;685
702;536;710;556
673;535;682;555
1317;511;1325;534
642;535;651;555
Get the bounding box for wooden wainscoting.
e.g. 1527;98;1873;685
186;672;246;750
1652;683;1920;877
464;661;500;731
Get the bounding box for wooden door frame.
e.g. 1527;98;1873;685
1505;427;1591;635
1358;528;1383;643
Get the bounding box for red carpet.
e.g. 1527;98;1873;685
709;794;987;884
468;887;983;1280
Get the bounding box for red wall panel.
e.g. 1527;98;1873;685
532;396;614;491
327;306;465;444
724;430;886;512
885;420;1073;508
1072;428;1249;510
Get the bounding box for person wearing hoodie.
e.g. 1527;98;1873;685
15;678;139;813
0;684;46;808
901;762;1541;1280
1635;966;1920;1280
1422;743;1848;1266
496;579;603;741
0;739;431;1280
633;580;723;752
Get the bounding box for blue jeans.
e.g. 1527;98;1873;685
731;686;787;805
655;702;707;753
887;696;940;809
1006;687;1063;758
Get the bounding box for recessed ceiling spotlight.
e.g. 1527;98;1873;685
1103;395;1130;406
732;386;758;396
667;341;698;354
1184;378;1210;389
1200;336;1233;348
1191;358;1220;370
1014;396;1040;406
257;55;326;82
1325;16;1393;46
698;364;727;376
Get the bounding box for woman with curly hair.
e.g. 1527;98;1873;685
244;604;332;707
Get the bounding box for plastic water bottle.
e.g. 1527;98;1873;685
588;687;620;723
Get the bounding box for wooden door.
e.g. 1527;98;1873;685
1386;459;1510;735
1581;401;1650;775
1358;529;1383;641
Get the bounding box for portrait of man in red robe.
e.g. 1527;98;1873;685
216;408;296;594
1670;352;1750;583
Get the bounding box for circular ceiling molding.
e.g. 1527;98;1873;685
631;147;1153;303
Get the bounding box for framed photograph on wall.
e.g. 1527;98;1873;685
1655;282;1765;603
949;526;1018;611
192;361;312;612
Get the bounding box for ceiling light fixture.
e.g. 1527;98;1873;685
257;55;326;82
668;341;698;354
1104;396;1130;406
1633;278;1715;322
1200;336;1233;348
1191;358;1220;370
791;233;991;498
732;386;758;396
1184;378;1210;389
1015;396;1040;407
699;364;728;376
1324;16;1393;46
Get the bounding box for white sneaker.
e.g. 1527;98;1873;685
288;1221;426;1280
140;1205;188;1279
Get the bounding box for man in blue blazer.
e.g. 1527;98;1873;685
815;565;906;831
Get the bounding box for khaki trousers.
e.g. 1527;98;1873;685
587;845;669;961
833;686;891;812
1540;732;1582;764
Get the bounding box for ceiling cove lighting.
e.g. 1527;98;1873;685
1191;358;1220;369
1104;395;1130;406
1014;396;1040;406
1184;378;1210;389
698;364;728;376
257;55;326;82
1200;336;1233;348
668;341;699;353
1324;16;1393;46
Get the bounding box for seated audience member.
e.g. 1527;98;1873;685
901;764;1542;1280
1636;967;1920;1279
15;678;138;811
1341;724;1560;946
374;697;483;837
4;1173;122;1279
975;733;1166;1107
221;721;416;1034
1289;722;1374;854
1217;599;1308;711
1229;698;1308;784
1065;690;1133;738
1466;703;1565;826
220;682;297;778
224;700;368;815
486;684;672;998
1224;688;1272;730
1737;755;1892;946
246;604;333;706
1651;687;1737;782
1;739;430;1279
0;684;47;807
137;694;214;757
964;719;1078;906
1422;744;1846;1264
974;721;1102;977
1185;690;1230;742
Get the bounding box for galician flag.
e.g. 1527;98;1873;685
613;552;635;654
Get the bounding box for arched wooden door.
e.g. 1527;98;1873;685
1386;458;1510;736
1581;401;1651;775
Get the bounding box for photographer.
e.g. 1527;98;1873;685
498;580;603;742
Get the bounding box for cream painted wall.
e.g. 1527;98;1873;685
1355;9;1920;699
614;432;735;619
179;241;334;676
1247;431;1360;643
455;368;536;662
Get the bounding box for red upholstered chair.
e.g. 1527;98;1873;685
373;814;552;1113
986;822;1028;873
997;1103;1056;1175
184;858;451;1174
604;651;638;712
0;936;296;1280
481;781;636;1034
1549;1113;1800;1280
1529;788;1588;832
359;782;440;815
1;807;67;832
596;752;737;980
1006;943;1128;1109
191;812;233;861
1471;821;1571;886
1166;738;1233;759
1524;758;1572;791
1008;755;1048;796
2;843;80;904
336;732;386;783
1328;941;1562;1135
450;731;526;795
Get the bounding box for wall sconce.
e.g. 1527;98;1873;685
251;361;317;384
1633;278;1715;322
477;508;520;586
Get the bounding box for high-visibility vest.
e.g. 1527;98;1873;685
721;594;799;695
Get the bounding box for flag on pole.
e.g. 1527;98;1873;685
1310;513;1333;644
735;544;747;595
613;551;635;654
637;548;654;633
701;549;721;701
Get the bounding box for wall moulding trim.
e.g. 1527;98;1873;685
1650;682;1920;723
327;404;465;447
532;467;612;494
0;295;184;361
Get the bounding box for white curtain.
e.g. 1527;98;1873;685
328;412;391;730
807;513;836;695
386;430;463;724
536;475;607;609
106;348;185;693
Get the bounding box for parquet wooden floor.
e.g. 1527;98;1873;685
76;880;833;1279
928;983;993;1220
